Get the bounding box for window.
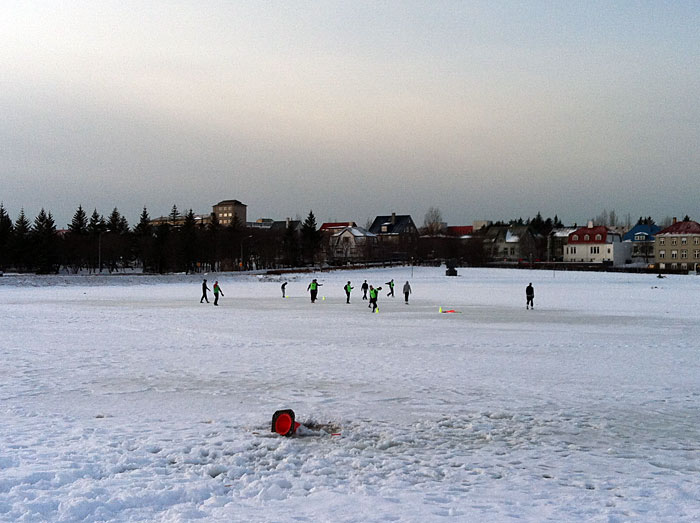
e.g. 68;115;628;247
695;237;699;245
681;250;688;259
584;234;590;241
659;250;665;259
572;235;579;241
682;237;687;245
635;234;646;241
590;246;600;254
659;238;665;245
671;238;677;246
695;250;700;259
671;250;678;259
595;234;602;241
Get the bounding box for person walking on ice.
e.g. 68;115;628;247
344;281;353;304
403;281;412;304
369;285;382;312
307;279;322;303
200;279;211;303
281;282;288;298
361;280;369;300
213;281;224;306
386;279;395;297
526;283;534;309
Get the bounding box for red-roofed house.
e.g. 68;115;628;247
446;226;474;237
564;221;629;265
654;218;700;271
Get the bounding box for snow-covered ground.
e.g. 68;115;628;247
1;267;699;522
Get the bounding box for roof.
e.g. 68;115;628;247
320;222;356;231
368;215;417;235
657;220;700;235
446;226;473;236
332;226;377;238
568;225;616;244
622;223;661;242
215;200;246;207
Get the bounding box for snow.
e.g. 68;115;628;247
1;267;699;521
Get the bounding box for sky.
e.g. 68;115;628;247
1;1;699;229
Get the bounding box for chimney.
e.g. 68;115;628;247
672;217;677;225
587;220;593;228
391;212;396;225
286;217;290;229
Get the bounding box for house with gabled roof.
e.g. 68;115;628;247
564;222;629;265
623;223;661;266
368;213;418;261
482;224;538;262
654;218;700;271
328;226;378;262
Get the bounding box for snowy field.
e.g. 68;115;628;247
1;267;699;522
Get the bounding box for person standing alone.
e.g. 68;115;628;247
369;285;382;312
200;279;211;303
386;279;395;297
403;281;412;304
526;283;534;309
213;281;224;306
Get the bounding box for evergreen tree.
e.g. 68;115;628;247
169;204;180;224
87;209;106;271
0;204;13;270
12;209;32;271
87;209;106;235
66;205;89;272
133;207;154;272
68;205;88;235
180;209;198;273
301;210;321;264
32;208;59;273
107;207;129;234
206;213;221;272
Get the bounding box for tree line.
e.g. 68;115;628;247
0;204;324;274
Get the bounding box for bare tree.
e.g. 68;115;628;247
422;207;444;236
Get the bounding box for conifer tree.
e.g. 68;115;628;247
301;210;321;265
133;207;154;272
68;205;88;235
12;209;32;271
32;208;59;273
0;204;13;270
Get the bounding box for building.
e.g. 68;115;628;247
482;224;538;262
368;213;418;239
654;218;700;271
547;227;578;262
328;226;378;262
564;222;628;265
212;200;247;226
622;223;661;266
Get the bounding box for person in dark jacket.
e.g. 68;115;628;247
213;281;224;306
344;281;353;304
281;282;288;298
526;283;534;309
403;281;412;304
307;279;322;303
200;279;211;303
361;280;369;300
386;279;395;297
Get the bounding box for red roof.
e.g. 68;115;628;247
568;225;610;244
320;222;356;231
447;226;473;236
657;220;700;235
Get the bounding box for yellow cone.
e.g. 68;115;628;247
439;306;442;313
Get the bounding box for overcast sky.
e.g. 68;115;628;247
2;1;699;229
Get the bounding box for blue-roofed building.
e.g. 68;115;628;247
623;223;661;266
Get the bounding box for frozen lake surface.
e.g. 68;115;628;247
1;267;699;521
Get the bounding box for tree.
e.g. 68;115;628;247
169;204;180;224
68;205;88;235
66;205;89;273
180;209;198;273
11;209;32;271
0;204;13;270
32;208;59;273
133;207;154;272
422;207;444;236
301;210;321;265
87;209;106;271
